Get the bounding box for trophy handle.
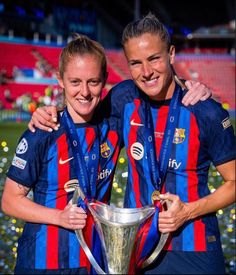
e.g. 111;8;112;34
142;199;171;269
72;187;107;275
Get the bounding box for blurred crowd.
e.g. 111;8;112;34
0;85;64;113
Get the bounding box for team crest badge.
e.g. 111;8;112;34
173;128;185;144
100;142;111;158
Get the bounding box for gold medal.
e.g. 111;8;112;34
151;190;161;204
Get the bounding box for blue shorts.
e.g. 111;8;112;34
142;250;226;274
14;267;88;274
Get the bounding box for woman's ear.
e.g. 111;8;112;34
169;45;175;65
56;72;64;89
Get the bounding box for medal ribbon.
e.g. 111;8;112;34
62;108;103;275
144;83;183;190
62;108;99;199
135;83;183;270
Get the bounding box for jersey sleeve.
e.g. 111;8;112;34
197;99;236;166
6;130;47;188
100;80;138;149
102;80;138;122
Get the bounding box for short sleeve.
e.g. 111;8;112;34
199;100;236;166
6;130;44;188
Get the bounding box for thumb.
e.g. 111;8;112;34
28;120;36;133
159;192;177;202
159;192;170;199
47;106;58;122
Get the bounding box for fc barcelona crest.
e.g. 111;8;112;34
173;128;185;144
100;142;111;158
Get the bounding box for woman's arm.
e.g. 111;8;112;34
1;178;87;230
28;80;212;132
158;159;235;233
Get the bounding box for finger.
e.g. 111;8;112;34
181;91;195;106
76;207;87;215
158;217;174;226
159;207;175;218
68;205;87;216
159;194;179;210
31;118;54;132
32;110;59;131
45;106;58;123
184;80;194;89
36;108;58;126
158;216;178;230
70;215;87;223
68;220;87;230
73;223;87;230
182;82;203;106
199;86;212;101
188;95;202;106
69;214;87;228
28;120;36;133
158;220;175;227
200;94;210;101
159;213;173;220
159;192;173;200
188;85;210;105
159;226;175;233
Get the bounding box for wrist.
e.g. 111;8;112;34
50;208;61;226
185;201;200;220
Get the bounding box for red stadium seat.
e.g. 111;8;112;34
0;42;235;110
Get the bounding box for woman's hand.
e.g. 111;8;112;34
158;193;191;233
28;106;59;132
58;202;87;230
182;80;212;106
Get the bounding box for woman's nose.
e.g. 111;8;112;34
80;83;90;97
142;62;153;78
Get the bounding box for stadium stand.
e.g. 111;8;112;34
174;54;235;109
0;42;37;77
0;41;125;110
0;41;235;113
106;50;131;79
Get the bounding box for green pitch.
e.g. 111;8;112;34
0;121;235;274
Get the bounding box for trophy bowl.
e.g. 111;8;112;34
72;187;169;274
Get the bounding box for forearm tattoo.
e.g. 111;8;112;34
17;184;30;196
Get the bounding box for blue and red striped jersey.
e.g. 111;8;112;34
107;79;236;253
7;110;122;270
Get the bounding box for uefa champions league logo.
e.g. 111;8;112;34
16;138;28;154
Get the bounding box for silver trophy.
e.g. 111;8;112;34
72;187;169;274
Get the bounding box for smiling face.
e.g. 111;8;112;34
123;33;176;101
57;54;105;123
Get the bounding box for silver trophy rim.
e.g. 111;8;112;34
88;201;156;227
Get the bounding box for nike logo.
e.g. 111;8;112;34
59;157;74;165
130;119;144;127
